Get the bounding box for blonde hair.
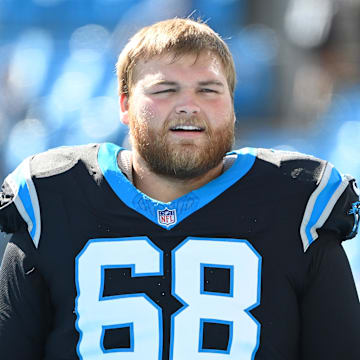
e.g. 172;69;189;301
116;18;236;99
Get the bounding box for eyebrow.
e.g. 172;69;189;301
149;80;224;87
149;80;178;87
198;80;224;87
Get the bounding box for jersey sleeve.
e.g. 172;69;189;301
300;230;360;359
0;157;41;247
0;231;52;360
300;161;360;251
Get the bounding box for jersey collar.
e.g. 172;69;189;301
98;142;256;230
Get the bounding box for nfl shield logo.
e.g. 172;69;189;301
157;208;177;227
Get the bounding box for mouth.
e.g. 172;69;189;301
170;125;205;132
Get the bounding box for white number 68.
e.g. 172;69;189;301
75;237;261;360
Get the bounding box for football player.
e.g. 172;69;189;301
0;18;360;360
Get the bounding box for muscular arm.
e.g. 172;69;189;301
0;232;52;360
301;231;360;359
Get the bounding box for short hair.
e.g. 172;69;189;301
116;18;236;99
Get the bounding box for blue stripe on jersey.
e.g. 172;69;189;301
301;164;349;251
6;158;41;247
98;143;256;230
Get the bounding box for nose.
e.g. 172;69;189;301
175;96;200;115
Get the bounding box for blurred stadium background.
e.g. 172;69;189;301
0;0;359;292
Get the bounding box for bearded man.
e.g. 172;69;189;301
0;18;359;360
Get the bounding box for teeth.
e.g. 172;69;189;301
171;125;202;131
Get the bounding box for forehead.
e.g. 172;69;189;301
132;51;226;85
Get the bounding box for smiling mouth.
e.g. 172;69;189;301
170;125;205;132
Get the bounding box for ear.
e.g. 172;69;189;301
120;93;130;125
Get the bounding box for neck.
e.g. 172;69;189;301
129;151;223;203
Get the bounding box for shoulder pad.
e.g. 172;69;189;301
257;148;325;180
29;143;98;178
0;144;100;248
256;149;359;251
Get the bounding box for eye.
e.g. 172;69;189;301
199;88;218;93
153;89;177;94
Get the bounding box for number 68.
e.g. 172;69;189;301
75;237;261;360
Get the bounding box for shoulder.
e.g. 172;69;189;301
240;147;348;193
5;143;101;189
231;147;326;184
26;143;100;178
0;144;101;247
255;148;326;184
234;148;360;250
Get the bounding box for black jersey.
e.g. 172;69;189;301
0;143;359;360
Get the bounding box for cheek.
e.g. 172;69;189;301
130;100;157;125
206;100;233;123
136;99;170;131
139;104;156;122
134;96;162;121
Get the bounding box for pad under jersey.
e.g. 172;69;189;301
0;143;359;360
